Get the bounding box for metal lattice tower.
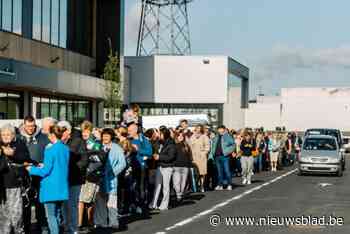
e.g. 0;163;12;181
137;0;192;56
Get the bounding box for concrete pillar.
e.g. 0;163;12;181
23;91;31;117
98;101;104;127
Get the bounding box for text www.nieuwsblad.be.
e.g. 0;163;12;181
209;214;344;227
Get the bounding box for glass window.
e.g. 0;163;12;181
31;0;67;48
50;99;58;120
40;98;50;118
304;138;337;151
59;0;67;48
42;0;50;43
2;0;12;31
32;0;42;40
0;0;22;34
12;0;22;34
59;100;66;120
32;96;91;127
0;93;7;119
51;0;59;46
0;92;22;119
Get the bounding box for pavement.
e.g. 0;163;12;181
111;159;350;234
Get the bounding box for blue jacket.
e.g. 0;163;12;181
209;133;235;160
131;134;153;168
29;141;70;203
101;143;126;194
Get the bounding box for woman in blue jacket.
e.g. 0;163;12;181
26;125;70;234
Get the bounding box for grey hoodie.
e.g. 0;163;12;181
18;126;49;163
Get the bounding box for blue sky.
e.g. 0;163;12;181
125;0;350;97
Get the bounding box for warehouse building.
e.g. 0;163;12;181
125;55;249;128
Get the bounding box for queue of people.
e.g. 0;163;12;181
0;105;301;234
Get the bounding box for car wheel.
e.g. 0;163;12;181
337;168;343;177
297;170;304;176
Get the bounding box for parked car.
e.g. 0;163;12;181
298;135;343;177
304;128;343;147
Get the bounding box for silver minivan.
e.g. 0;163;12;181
298;135;343;176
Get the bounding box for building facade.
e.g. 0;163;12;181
125;55;249;128
0;0;124;126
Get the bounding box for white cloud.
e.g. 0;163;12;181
253;44;350;82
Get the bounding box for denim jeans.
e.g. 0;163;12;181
45;202;63;234
254;154;263;172
215;156;232;186
63;185;81;234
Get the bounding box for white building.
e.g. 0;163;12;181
124;55;249;128
245;87;350;131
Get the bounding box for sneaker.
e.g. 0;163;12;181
247;180;251;185
136;206;143;214
242;178;247;185
226;185;232;190
215;185;223;191
200;188;205;193
159;207;168;211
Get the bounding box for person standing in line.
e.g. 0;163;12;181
0;124;32;234
94;128;126;230
128;121;153;215
254;133;266;173
173;131;192;203
26;125;70;234
269;133;282;172
18;116;52;233
78;121;106;230
209;125;235;191
240;132;256;185
58;121;88;234
153;127;177;211
190;125;210;193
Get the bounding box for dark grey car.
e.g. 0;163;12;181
298;135;343;177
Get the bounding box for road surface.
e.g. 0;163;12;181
112;162;350;234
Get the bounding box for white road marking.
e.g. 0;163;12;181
318;182;333;188
155;168;298;234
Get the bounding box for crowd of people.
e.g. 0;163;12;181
0;104;303;234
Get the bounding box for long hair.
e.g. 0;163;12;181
175;131;190;152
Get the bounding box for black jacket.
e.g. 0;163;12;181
66;130;89;186
0;139;32;188
158;139;177;168
174;143;192;168
240;139;256;157
0;153;9;204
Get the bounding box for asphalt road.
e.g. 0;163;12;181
114;160;350;234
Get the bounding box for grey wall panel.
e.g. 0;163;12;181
0;58;105;99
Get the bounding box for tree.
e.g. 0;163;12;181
102;40;122;122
